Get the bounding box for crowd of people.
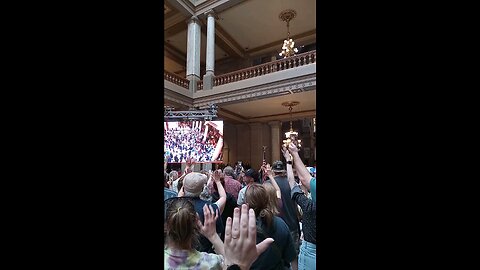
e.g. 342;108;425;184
163;143;317;270
164;121;223;163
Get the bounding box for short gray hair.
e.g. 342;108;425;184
169;170;179;180
223;166;234;176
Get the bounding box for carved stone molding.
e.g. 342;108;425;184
164;95;193;107
192;74;316;108
164;87;194;107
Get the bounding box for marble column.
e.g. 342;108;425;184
203;10;215;90
268;121;281;162
186;16;201;93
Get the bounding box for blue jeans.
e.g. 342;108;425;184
298;240;316;270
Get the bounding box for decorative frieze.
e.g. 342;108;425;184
192;73;316;108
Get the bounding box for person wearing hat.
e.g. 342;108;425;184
236;168;258;206
179;172;226;253
265;160;301;270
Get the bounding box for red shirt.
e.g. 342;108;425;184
208;175;243;202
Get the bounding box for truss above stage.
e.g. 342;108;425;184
164;104;218;121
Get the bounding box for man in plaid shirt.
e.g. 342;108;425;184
207;166;242;201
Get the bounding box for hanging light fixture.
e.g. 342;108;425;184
282;101;301;148
279;9;299;58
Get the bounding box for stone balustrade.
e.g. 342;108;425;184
164;50;316;90
213;50;316;87
164;70;189;89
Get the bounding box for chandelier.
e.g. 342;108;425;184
279;9;299;58
282;101;301;148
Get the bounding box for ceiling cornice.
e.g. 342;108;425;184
247;29;316;55
194;0;245;16
217;108;249;123
248;110;316;123
193;73;316;108
166;0;195;16
218;107;315;124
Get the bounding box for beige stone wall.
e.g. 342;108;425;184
220;118;315;167
219;122;278;168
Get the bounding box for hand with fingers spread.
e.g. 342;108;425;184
223;204;274;270
197;204;220;241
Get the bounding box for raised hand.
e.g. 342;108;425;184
213;169;222;183
223;204;274;270
197;204;219;241
281;145;292;162
264;164;274;178
288;142;300;153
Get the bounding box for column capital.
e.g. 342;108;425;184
205;9;217;18
268;121;281;128
187;16;200;24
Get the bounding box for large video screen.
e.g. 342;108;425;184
164;120;224;163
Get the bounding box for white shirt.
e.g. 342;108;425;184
237;185;247;205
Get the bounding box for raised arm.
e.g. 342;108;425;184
264;164;281;199
288;143;312;190
185;157;195;173
198;204;224;257
213;169;226;214
283;146;315;215
206;170;214;191
175;170;189;185
223;204;274;270
281;146;296;189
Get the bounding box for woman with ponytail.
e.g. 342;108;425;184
164;197;276;270
244;183;296;270
164;198;225;269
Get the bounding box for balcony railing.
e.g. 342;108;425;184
213;50;316;87
164;50;316;90
164;70;189;89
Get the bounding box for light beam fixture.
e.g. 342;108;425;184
279;9;299;58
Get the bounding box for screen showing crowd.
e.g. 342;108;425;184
164;120;224;163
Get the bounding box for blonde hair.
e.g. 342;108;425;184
262;181;279;216
245;183;275;229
